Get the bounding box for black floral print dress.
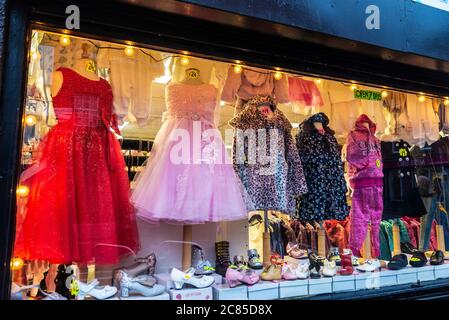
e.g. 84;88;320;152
295;113;349;221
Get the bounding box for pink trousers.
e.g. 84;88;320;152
349;186;383;258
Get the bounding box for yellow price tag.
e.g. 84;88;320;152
376;159;381;168
399;148;408;157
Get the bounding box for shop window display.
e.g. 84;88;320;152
10;29;449;300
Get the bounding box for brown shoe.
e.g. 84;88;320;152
260;264;282;281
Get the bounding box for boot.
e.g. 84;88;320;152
215;241;231;276
340;249;354;275
192;244;214;275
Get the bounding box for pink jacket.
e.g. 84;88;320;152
346;114;384;189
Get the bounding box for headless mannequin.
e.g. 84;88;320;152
314;122;325;135
51;43;99;97
180;68;204;85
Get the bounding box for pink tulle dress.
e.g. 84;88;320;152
131;82;248;224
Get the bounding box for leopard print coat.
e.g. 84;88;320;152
229;96;308;214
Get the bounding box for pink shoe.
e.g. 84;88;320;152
281;263;298;280
225;268;260;288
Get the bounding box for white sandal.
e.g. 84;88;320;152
77;279;117;300
171;267;215;289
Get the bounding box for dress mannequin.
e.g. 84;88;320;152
51;43;99;97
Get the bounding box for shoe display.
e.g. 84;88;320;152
215;241;232;277
281;263;298;280
351;256;361;266
54;264;76;300
327;247;341;266
430;250;445;266
247;249;263;270
308;252;325;279
387;254;408;270
322;260;337;277
410;251;428;268
286;242;308;259
225;268;260;288
339;250;354;275
233;255;247;269
113;253;157;289
192;245;215;276
261;258;283;281
171;267;215;289
401;242;420;255
115;272;165;297
77;279;118;300
295;262;310;279
356;259;381;272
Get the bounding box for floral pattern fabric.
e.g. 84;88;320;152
295;113;349;221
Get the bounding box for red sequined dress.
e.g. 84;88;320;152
14;67;140;265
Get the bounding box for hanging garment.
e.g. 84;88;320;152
288;76;323;115
381;140;427;219
131;82;248;224
295;112;350;221
349;186;383;258
330;100;363;138
406;94;440;147
360;100;388;137
323;218;350;253
379;219;411;260
221;67;290;112
97;48;164;126
229;95;308;214
346;115;384;257
14;67;140;265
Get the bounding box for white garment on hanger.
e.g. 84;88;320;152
97;48;164;126
406;94;440;147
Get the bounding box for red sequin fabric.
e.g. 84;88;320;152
14;68;140;265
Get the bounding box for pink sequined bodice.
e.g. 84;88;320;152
165;83;218;122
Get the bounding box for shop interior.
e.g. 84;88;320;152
11;29;449;300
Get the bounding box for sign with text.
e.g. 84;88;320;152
354;89;382;101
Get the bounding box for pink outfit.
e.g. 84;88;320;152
346;114;383;189
347;114;384;258
131;82;248;224
288;77;323;107
220;67;289;111
349;186;383;258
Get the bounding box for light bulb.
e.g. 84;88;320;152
314;79;322;85
11;257;24;270
59;35;71;47
233;65;243;74
418;95;426;102
274;71;283;80
381;90;389;98
444;98;449;106
349;84;358;91
30;50;40;60
180;56;190;66
220;101;226;106
16;185;29;197
124;46;135;57
25;114;37;126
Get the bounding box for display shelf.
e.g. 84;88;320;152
118;292;170;300
213;283;248;300
278;279;308;298
154;272;222;290
354;271;381;291
416;265;436;282
332;274;356;293
169;287;213;300
308;277;332;295
396;266;418;285
378;269;398;287
247;281;279;300
434;262;449;279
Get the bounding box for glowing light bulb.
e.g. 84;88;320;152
349;84;358;91
16;185;29;197
418;95;426;102
180;56;190;66
220;100;226;106
381;90;389;98
233;65;243;74
124;46;134;57
314;79;322;85
444;98;449;107
274;72;283;80
25;115;37;126
11;258;24;270
30;50;40;60
59;35;70;47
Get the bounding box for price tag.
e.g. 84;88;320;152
354;89;382;101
